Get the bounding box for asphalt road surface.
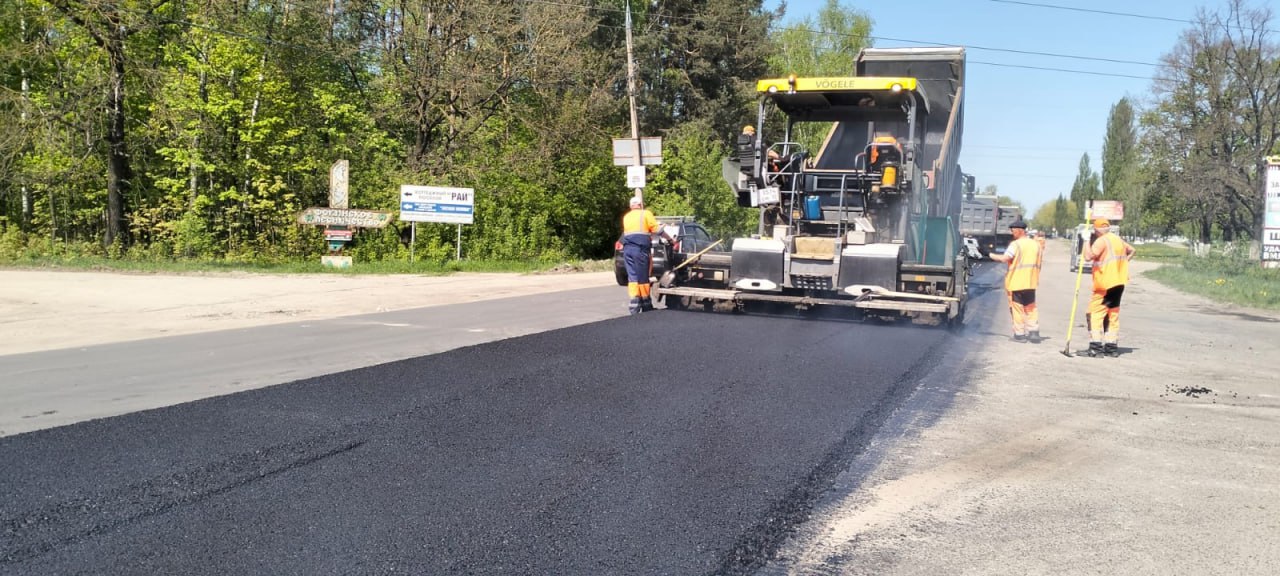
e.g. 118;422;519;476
0;289;971;575
0;286;624;437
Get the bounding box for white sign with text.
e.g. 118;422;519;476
400;185;475;225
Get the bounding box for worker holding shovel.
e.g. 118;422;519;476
621;196;676;315
1085;218;1135;357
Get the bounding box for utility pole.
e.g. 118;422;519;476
624;0;643;201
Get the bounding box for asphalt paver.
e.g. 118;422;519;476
1;308;953;575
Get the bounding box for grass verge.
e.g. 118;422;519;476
1132;242;1188;262
1144;253;1280;310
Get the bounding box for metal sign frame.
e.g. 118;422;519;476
612;137;663;166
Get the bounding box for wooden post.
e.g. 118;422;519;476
625;0;643;201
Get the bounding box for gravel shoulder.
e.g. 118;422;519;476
767;241;1280;575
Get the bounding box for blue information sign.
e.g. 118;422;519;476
399;185;475;224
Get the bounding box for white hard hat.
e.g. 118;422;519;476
629;196;643;208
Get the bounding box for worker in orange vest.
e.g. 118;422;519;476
621;196;676;314
1086;218;1135;357
989;220;1042;342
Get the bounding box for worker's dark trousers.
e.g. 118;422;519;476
622;238;652;315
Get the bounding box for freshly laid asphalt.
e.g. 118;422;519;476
0;300;967;575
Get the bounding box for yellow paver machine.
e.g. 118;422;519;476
656;47;971;326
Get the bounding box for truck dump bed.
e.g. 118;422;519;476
959;198;998;237
857;48;965;220
856;48;965;267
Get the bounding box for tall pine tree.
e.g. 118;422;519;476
1069;153;1100;209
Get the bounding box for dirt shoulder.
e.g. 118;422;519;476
769;240;1280;575
0;269;615;355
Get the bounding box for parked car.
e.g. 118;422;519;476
613;217;725;286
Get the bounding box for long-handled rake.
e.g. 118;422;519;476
1062;240;1089;357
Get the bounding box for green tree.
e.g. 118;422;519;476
45;0;175;248
767;0;873;77
0;0;786;263
1053;194;1078;236
644;120;756;239
1102;97;1143;235
764;0;872;153
629;0;775;138
995;195;1023;212
1030;201;1054;232
1101;97;1137;199
1069;153;1100;208
1031;193;1078;237
1142;0;1279;242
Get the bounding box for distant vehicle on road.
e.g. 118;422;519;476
614;217;725;286
959;195;998;258
1069;223;1120;272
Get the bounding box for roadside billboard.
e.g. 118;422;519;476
1264;159;1280;262
400;185;475;225
1084;200;1124;221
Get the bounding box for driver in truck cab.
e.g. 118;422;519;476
738;125;780;168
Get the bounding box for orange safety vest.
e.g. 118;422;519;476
622;208;660;237
1091;232;1129;290
1005;236;1042;292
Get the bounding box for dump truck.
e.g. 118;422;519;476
654;47;969;325
958;181;999;258
993;204;1023;254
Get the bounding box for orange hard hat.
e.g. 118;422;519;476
1093;218;1110;228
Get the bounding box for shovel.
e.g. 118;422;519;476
659;239;723;288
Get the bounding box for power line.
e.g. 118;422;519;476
867;34;1159;68
976;173;1076;180
118;1;1161;83
963;152;1087;160
988;0;1190;24
532;0;1164;69
967;144;1091;152
990;0;1280;34
969;60;1152;80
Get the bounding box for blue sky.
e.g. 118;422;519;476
765;0;1217;215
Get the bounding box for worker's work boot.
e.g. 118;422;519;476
1012;333;1028;343
1086;342;1105;357
1104;343;1119;357
628;297;642;315
640;298;655;313
1028;330;1041;344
